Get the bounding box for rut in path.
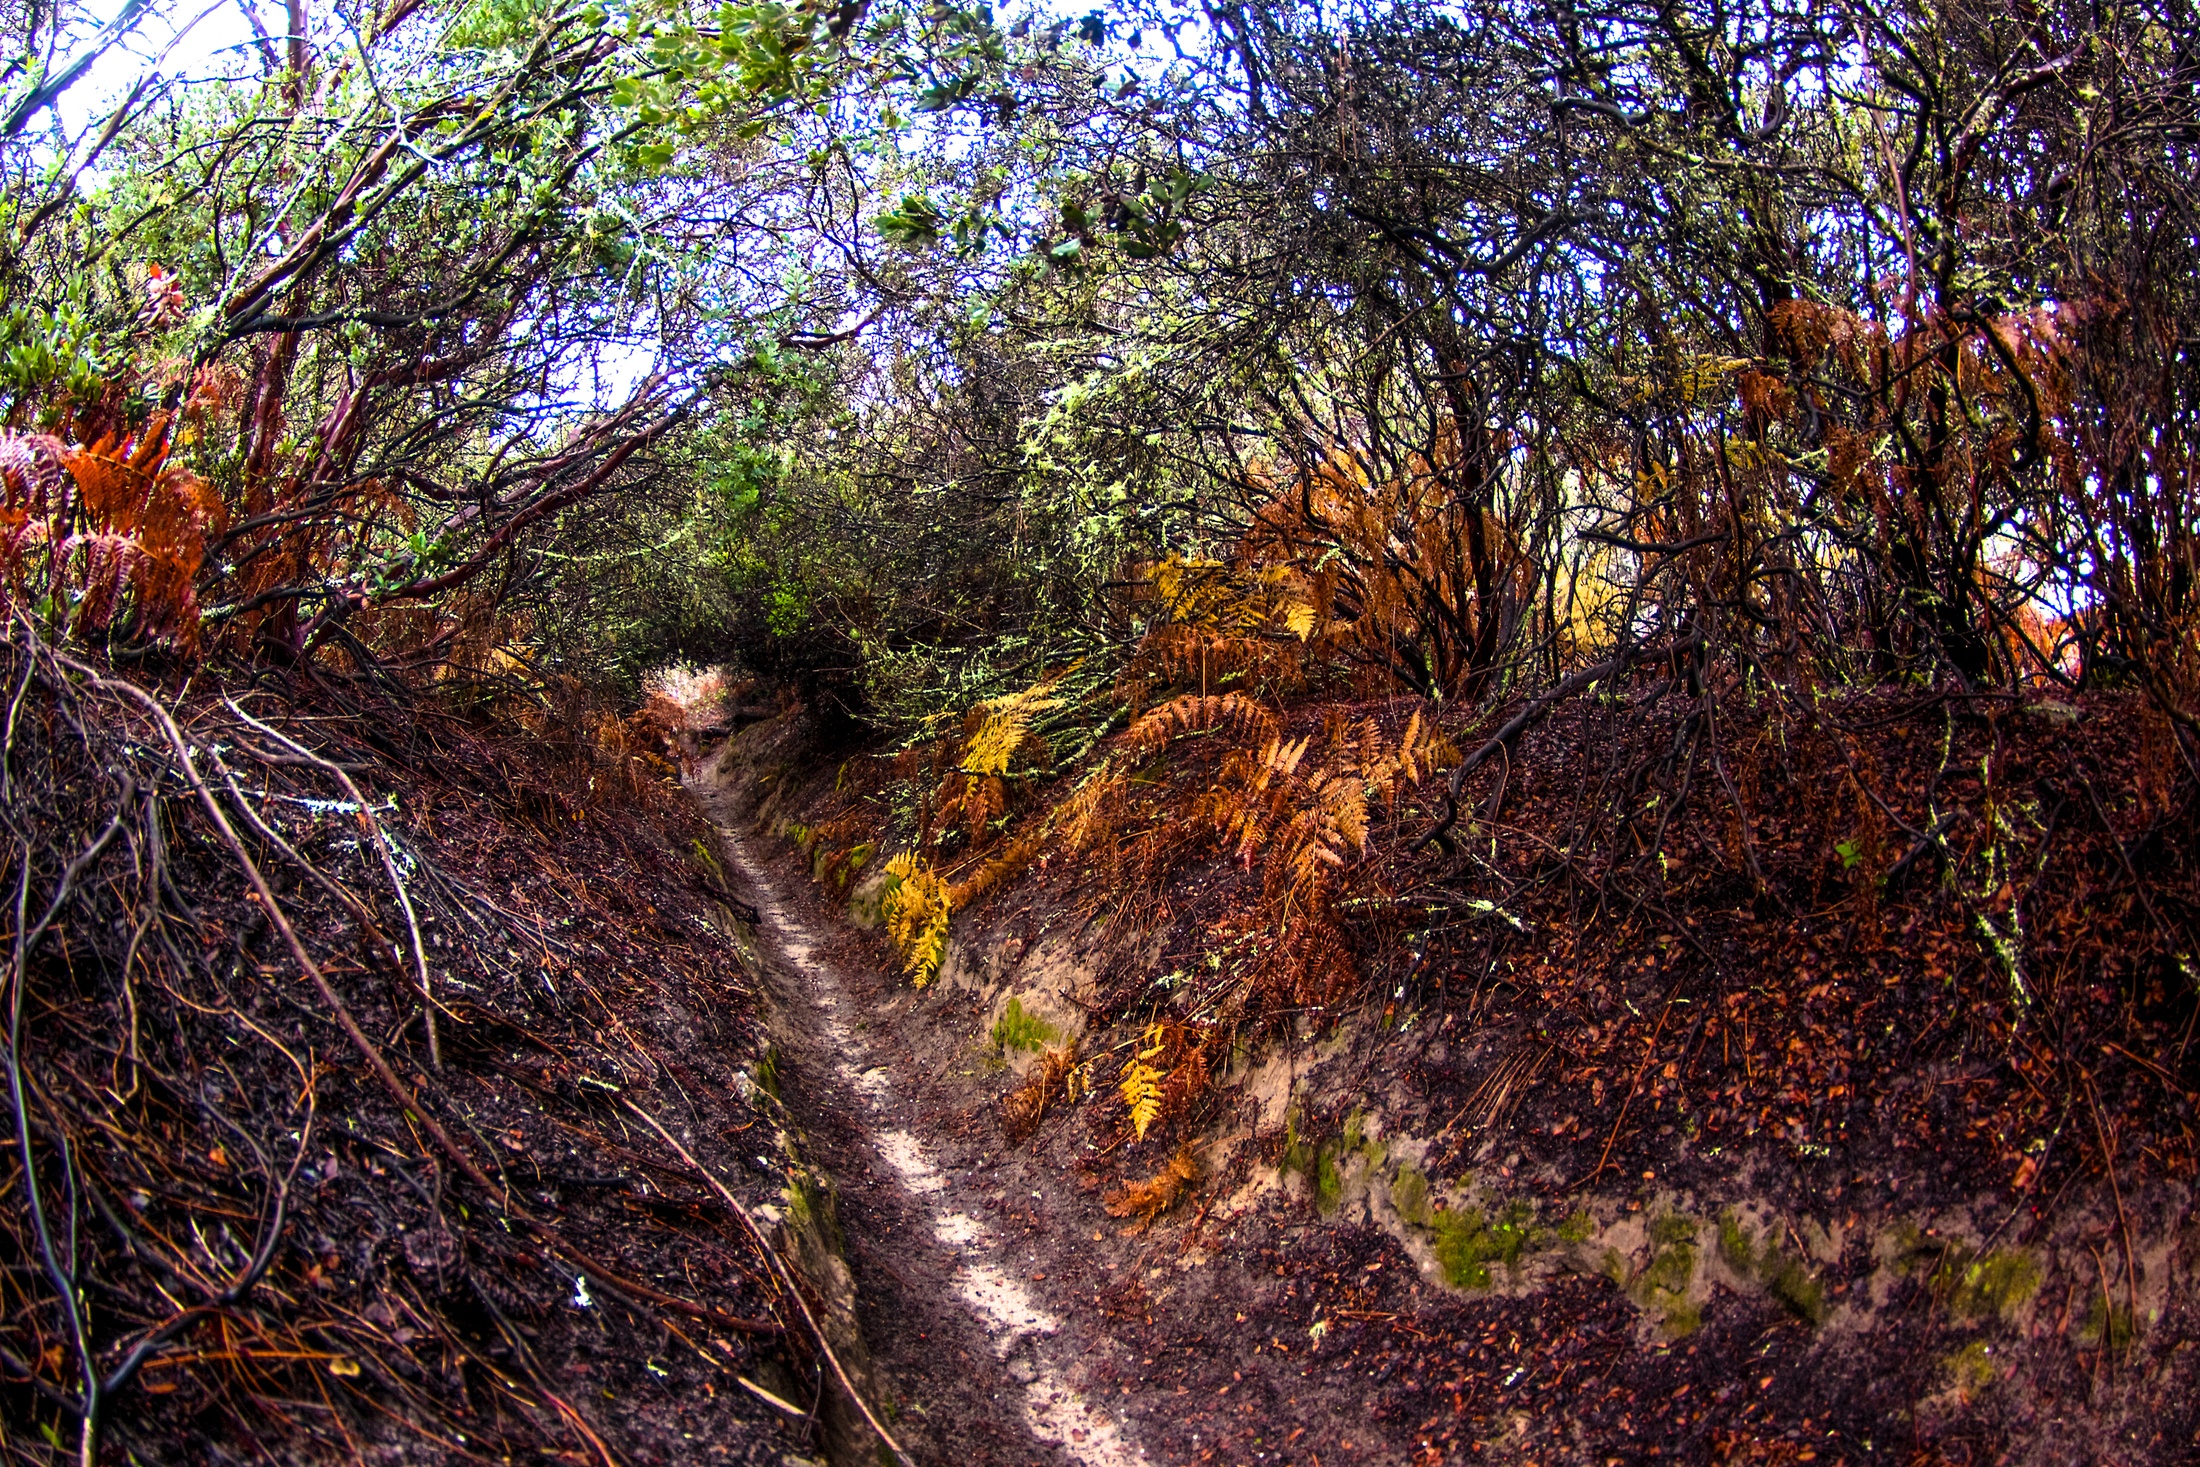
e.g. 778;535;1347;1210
707;816;1152;1467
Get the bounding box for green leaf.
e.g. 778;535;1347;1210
875;192;946;247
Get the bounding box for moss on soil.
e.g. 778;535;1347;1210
1765;1253;1827;1325
991;996;1061;1055
1433;1201;1537;1289
1629;1213;1701;1335
2080;1292;2139;1349
1944;1339;1997;1398
1390;1164;1431;1226
1714;1210;1826;1325
1937;1247;2042;1323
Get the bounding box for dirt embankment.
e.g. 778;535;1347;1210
701;701;2200;1467
0;647;932;1467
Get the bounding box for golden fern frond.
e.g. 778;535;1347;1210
1265;915;1356;1007
1395;708;1423;785
1279;818;1339;897
1158;1028;1214;1116
881;850;952;986
1265;768;1373;912
1052;765;1126;853
1212;732;1313;862
1121;1063;1163;1141
1420;721;1462;773
1119;1022;1168;1141
1151;554;1238;627
959;678;1063;776
949;827;1045;909
945;771;1007;841
1342;707;1458;807
1155;554;1324;643
1136;625;1264;679
1124;692;1278;754
1318;771;1371;853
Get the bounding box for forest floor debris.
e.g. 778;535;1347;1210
0;629;853;1464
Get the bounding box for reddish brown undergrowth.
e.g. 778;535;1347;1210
0;622;808;1465
1379;684;2200;1208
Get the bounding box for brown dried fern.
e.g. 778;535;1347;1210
1124;692;1279;755
1103;1146;1201;1228
1002;1043;1080;1143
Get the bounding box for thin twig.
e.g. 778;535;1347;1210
227;699;444;1067
623;1098;914;1467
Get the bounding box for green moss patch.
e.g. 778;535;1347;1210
1713;1212;1826;1324
1433;1201;1536;1289
990;996;1061;1055
1628;1214;1701;1337
1943;1339;1997;1398
1313;1146;1344;1215
1717;1210;1756;1273
1936;1248;2042;1323
2079;1292;2138;1349
1654;1303;1702;1338
690;836;729;883
1764;1253;1827;1324
1390;1164;1431;1226
1278;1108;1349;1215
1280;1109;1313;1180
1637;1239;1696;1295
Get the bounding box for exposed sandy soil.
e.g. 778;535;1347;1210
696;774;1160;1464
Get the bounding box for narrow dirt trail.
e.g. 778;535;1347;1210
697;803;1153;1466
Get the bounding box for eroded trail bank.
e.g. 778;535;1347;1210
0;643;898;1466
694;705;2200;1467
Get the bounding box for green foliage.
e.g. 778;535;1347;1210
445;0;558;51
876;192;949;247
0;295;107;410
